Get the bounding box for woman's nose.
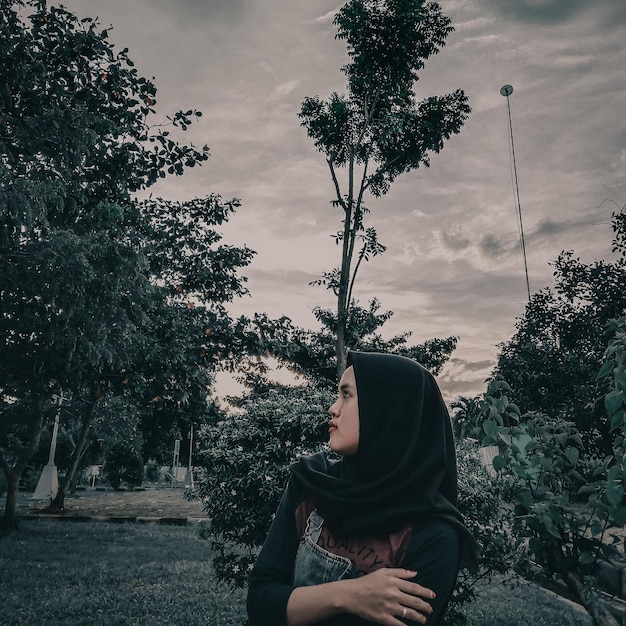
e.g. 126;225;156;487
329;401;339;417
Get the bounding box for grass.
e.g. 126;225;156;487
0;521;246;625
460;578;591;626
1;521;592;626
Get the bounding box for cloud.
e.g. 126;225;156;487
477;0;589;24
437;357;495;401
150;0;251;25
312;7;341;24
479;232;508;259
272;80;299;99
440;227;472;252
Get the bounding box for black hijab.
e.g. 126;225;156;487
290;351;478;570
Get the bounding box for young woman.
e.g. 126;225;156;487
247;351;478;625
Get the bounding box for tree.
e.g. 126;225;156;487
300;0;470;375
0;0;253;525
450;395;483;441
228;298;457;395
48;194;254;509
276;298;457;388
495;211;626;443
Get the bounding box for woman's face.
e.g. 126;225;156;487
328;365;360;456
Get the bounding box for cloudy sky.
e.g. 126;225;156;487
60;0;626;403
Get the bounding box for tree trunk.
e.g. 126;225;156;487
1;398;46;529
563;569;621;626
336;321;347;378
1;470;19;530
49;400;95;511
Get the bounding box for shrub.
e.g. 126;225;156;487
445;439;517;624
480;316;626;626
103;439;144;489
144;460;161;483
194;385;332;587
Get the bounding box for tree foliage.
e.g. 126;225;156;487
0;0;253;524
195;385;333;587
300;0;470;374
444;440;516;625
230;298;457;393
480;316;626;626
495;211;626;442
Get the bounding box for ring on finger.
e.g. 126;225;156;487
402;607;407;619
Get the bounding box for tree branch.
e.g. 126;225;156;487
326;160;347;212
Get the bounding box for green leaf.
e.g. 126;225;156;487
544;521;562;540
605;390;624;416
507;402;521;415
565;447;579;466
577;484;596;496
610;506;626;526
568;470;585;483
606;482;624;507
498;431;512;446
483;420;497;439
610;410;624;432
492;455;507;471
528;537;543;556
597;359;616;379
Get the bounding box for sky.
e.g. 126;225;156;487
59;0;626;404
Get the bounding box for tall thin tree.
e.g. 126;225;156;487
300;0;471;375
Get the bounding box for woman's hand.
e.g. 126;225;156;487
285;567;435;626
342;568;435;625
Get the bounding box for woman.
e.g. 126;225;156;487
247;351;478;625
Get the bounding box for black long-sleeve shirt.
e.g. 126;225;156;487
247;480;460;626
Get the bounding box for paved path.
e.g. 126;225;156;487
15;486;208;524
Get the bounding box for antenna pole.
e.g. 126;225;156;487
501;85;531;301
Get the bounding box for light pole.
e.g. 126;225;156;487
500;84;531;302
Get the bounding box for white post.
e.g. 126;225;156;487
172;439;181;486
184;424;194;489
32;391;68;500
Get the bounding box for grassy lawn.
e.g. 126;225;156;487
1;521;246;625
1;521;592;625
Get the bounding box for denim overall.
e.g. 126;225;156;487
293;510;356;586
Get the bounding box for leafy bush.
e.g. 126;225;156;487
480;316;626;626
103;440;144;489
194;385;332;587
144;460;160;483
445;439;517;625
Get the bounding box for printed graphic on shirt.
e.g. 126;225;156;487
295;499;412;577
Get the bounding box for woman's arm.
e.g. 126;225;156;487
247;484;302;626
286;568;435;626
399;521;461;625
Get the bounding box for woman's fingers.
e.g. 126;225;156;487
398;578;436;598
343;568;437;625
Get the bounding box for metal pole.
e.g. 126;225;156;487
501;84;531;302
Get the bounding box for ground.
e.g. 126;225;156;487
13;485;207;522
